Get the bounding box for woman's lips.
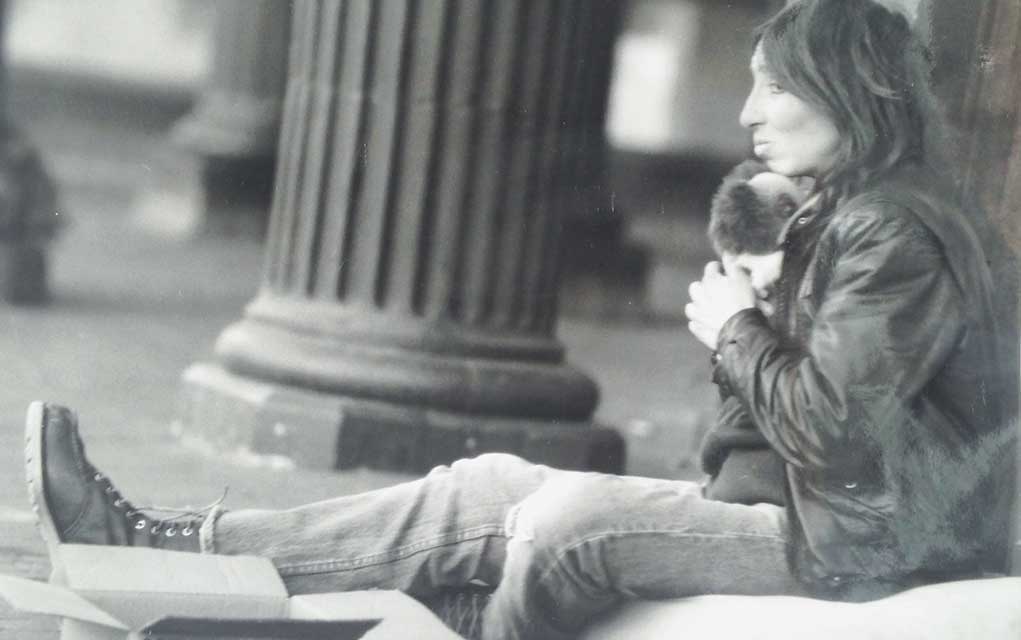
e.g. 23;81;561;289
753;141;769;156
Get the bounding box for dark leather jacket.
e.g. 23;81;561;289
701;393;787;506
712;163;1016;596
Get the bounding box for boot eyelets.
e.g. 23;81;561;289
104;486;114;495
182;526;194;537
150;524;162;535
113;498;125;508
93;472;104;482
165;527;177;537
134;519;147;530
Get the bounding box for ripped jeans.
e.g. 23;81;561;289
200;454;804;640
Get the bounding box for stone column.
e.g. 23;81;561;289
168;0;291;235
178;0;624;474
558;0;619;227
557;1;651;319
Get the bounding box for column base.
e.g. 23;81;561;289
177;362;625;474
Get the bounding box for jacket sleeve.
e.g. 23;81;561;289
714;204;966;472
699;395;765;476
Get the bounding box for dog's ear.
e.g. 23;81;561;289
773;193;799;219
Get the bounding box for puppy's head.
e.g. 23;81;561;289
708;161;804;257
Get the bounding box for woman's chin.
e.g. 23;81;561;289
761;159;812;180
755;154;785;175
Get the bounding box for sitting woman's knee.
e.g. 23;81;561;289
509;475;614;548
438;452;531;478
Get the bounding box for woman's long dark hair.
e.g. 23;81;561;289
755;0;953;206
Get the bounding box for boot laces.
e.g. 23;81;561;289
90;467;227;539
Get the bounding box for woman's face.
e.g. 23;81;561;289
739;46;841;178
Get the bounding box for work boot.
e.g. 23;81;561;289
25;401;207;560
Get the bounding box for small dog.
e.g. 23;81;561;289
707;159;807;315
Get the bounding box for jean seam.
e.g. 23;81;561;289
275;523;505;576
535;529;788;588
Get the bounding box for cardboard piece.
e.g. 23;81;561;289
0;544;463;640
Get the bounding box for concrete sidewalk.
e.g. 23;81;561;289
0;83;716;639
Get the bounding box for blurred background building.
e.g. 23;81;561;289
0;4;1017;635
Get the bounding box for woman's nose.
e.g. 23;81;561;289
739;90;762;129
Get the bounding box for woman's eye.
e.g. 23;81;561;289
767;82;785;94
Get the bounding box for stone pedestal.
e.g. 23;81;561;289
168;0;290;236
178;0;625;474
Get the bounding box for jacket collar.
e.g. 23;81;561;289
776;192;823;246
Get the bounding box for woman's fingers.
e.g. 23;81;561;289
688;280;704;305
721;254;740;276
687;320;717;350
687;259;754;346
704;261;724;280
684;302;698;322
684;302;709;327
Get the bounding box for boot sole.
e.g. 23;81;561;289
25;400;64;567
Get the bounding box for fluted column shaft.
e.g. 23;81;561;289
263;1;600;328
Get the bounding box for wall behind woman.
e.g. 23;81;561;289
924;0;1021;573
927;0;1021;375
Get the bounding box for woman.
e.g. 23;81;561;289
24;2;1015;639
685;0;1015;596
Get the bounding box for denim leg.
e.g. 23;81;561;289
206;453;555;597
482;473;804;640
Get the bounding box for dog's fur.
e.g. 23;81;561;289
708;159;802;257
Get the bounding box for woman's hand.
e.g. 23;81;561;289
685;260;758;350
